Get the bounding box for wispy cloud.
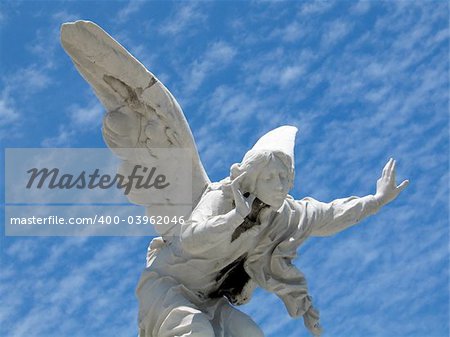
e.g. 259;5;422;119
41;96;104;147
0;90;20;140
0;92;19;127
279;65;307;87
350;1;371;15
184;41;236;93
271;21;306;43
1;2;448;337
1;237;145;337
193;2;448;335
0;9;80;145
5;65;52;95
68;99;104;127
52;10;80;23
299;1;335;15
321;20;352;46
158;2;207;36
116;0;145;23
40;125;75;147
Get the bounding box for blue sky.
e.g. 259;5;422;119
0;1;448;336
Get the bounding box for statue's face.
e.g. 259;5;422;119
254;156;290;208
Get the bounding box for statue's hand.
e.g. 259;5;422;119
230;172;256;218
374;158;409;206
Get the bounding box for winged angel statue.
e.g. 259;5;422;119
61;21;409;337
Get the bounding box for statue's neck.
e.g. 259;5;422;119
230;195;270;242
247;196;269;222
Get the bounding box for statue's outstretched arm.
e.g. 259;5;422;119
306;158;409;237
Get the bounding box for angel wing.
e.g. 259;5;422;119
60;20;210;237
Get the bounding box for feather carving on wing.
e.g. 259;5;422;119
60;20;210;237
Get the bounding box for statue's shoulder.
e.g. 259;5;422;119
293;196;320;204
282;195;318;211
286;196;326;217
283;194;297;207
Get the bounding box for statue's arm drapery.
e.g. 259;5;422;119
302;195;381;237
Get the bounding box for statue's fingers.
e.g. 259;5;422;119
386;158;395;180
231;186;244;203
382;164;388;178
389;160;397;182
397;179;409;192
382;158;393;178
247;194;256;204
231;172;246;187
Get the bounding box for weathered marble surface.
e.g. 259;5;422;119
61;20;409;337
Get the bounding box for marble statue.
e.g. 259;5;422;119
60;21;409;337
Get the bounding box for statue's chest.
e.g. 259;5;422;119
228;209;274;255
206;208;276;302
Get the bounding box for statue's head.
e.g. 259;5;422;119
230;126;297;208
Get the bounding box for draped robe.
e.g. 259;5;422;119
136;180;380;336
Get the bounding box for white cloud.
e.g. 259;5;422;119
116;0;145;23
2;2;447;336
0;90;21;140
69;100;104;127
321;20;352;46
270;22;306;43
40;97;104;147
279;65;306;87
0;92;19;127
282;22;304;42
1;237;144;337
351;1;371;15
5;239;41;262
26;29;59;69
0;9;80;144
299;1;335;15
7;66;52;94
1;64;53;116
242;49;313;91
52;10;80;23
26;9;78;69
41;125;75;147
193;4;448;334
158;2;207;36
185;41;236;93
